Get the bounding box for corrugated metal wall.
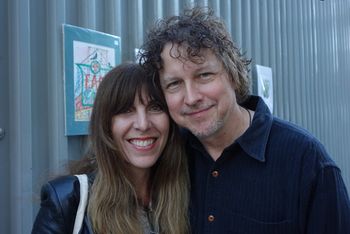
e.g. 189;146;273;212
1;0;349;233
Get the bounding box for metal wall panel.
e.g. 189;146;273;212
0;0;10;233
2;0;350;233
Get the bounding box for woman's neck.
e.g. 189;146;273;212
130;168;151;207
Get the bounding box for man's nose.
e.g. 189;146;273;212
184;82;202;105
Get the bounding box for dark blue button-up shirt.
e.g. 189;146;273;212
186;96;350;234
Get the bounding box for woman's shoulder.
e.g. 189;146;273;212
32;175;81;233
47;174;78;187
45;174;94;204
45;173;94;205
43;175;81;216
45;175;79;197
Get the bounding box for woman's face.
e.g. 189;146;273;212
111;90;170;174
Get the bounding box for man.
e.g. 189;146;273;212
140;7;350;234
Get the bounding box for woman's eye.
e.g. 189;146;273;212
148;104;163;112
121;107;134;114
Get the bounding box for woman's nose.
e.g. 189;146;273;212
134;110;151;131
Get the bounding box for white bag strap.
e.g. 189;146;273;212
72;174;89;234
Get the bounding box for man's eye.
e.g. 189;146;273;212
166;80;182;91
199;72;212;79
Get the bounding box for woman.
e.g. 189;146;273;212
32;63;189;233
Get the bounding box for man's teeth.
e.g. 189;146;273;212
130;139;155;147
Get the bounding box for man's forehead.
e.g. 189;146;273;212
162;42;213;62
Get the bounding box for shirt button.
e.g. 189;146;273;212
212;170;219;178
208;215;215;222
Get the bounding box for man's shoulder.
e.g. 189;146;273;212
272;117;315;139
271;117;336;167
272;117;326;149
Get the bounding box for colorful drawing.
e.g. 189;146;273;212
64;24;121;135
73;42;114;121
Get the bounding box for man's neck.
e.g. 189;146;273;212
199;106;251;161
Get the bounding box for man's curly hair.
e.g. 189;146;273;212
139;6;251;104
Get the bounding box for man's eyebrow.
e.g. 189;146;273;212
192;64;216;74
160;76;179;83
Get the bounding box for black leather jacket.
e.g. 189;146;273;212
31;175;94;234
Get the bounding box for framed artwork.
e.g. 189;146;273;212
254;65;274;113
63;24;121;135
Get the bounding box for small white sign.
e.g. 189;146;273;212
256;65;273;113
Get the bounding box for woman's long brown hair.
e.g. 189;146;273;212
75;62;189;233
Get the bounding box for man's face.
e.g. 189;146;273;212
159;43;238;140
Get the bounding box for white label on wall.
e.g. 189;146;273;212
256;65;273;113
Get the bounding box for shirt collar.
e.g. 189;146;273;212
236;95;273;162
184;95;273;163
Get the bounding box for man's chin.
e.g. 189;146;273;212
188;121;223;140
190;127;214;139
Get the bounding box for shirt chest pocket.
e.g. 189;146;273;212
227;212;296;234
